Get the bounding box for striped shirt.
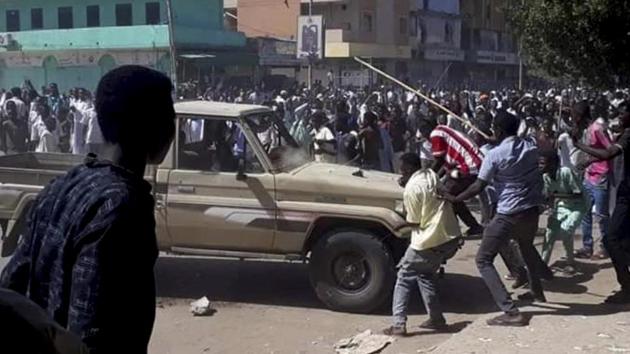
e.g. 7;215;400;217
430;125;484;175
0;155;158;353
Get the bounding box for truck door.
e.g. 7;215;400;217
166;116;276;252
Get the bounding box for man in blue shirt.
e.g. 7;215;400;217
442;111;547;327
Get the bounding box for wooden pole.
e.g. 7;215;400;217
165;0;178;89
353;56;491;140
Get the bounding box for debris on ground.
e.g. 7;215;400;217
190;296;216;316
334;330;394;354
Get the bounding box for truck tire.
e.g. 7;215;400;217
309;230;396;313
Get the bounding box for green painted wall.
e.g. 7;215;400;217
0;0;247;91
0;53;170;92
10;25;169;51
0;0;245;49
0;0;169;30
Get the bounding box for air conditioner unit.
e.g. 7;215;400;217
0;33;14;47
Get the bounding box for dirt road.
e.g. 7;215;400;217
1;225;616;353
149;231;616;354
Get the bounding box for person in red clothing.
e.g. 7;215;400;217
419;118;485;237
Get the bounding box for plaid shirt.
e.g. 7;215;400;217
1;156;157;353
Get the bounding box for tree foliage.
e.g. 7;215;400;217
509;0;630;88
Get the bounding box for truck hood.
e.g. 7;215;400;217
279;162;404;202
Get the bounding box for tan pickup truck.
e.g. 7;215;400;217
0;101;409;313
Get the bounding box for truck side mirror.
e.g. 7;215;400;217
236;157;247;181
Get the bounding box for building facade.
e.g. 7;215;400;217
459;0;519;88
225;0;412;87
409;0;464;86
0;0;247;92
313;0;411;86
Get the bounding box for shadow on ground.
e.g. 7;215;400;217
156;256;322;308
525;301;630;318
405;321;473;337
155;256;499;315
541;260;612;295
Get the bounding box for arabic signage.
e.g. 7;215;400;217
0;50;162;68
424;48;464;61
475;50;518;65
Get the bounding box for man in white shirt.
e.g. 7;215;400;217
36;117;59;153
4;88;28;122
70;107;87;155
81;105;104;155
383;153;462;336
311;111;336;163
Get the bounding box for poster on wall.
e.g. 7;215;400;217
296;15;323;60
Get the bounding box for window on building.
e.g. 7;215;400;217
409;14;418;37
486;4;491;22
58;7;73;29
473;29;481;48
423;0;430;10
497;32;503;52
87;5;100;27
399;17;408;35
361;12;373;33
31;8;43;30
145;2;160;25
6;10;19;32
444;22;453;44
418;20;426;44
461;26;471;50
116;3;133;26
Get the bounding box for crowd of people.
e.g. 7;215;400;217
193;80;630;330
0;82;102;156
1;71;630;350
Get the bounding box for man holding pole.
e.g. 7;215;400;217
441;111;547;326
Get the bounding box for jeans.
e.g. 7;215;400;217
392;239;460;326
605;185;630;291
581;180;610;252
476;207;545;314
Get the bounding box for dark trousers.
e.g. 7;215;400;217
476;207;545;314
605;186;630;291
444;174;481;229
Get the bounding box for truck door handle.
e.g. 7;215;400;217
177;186;196;194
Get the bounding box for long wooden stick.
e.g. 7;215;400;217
354;56;491;140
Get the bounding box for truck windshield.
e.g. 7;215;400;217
243;113;309;172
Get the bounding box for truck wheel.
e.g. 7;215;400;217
309;230;396;313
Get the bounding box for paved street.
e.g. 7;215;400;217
2;223;628;353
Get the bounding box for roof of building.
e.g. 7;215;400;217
174;101;271;118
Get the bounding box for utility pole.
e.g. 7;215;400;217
307;0;314;91
165;0;178;92
518;0;524;90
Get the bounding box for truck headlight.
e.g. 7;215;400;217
394;200;405;215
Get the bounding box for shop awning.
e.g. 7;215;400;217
178;52;258;67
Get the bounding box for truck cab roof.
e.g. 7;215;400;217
174;101;272;118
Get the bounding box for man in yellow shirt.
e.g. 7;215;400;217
383;153;463;336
